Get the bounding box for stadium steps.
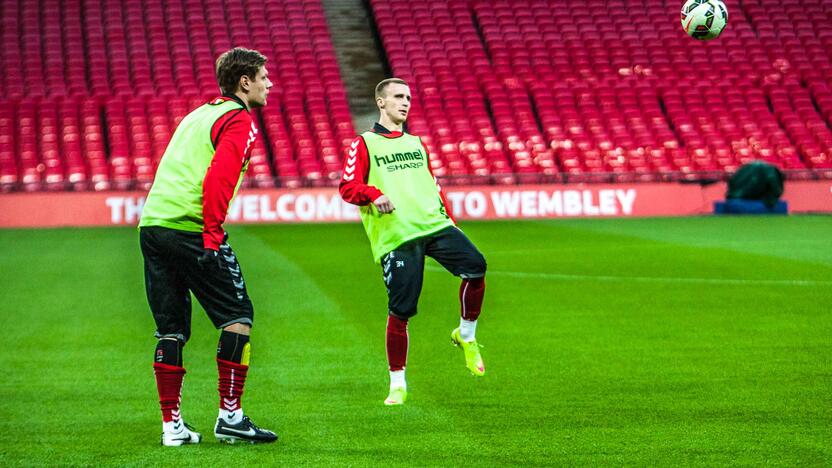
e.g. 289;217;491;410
321;0;390;132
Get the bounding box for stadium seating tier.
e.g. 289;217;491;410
1;0;831;192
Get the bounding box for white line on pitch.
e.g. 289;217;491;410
424;266;831;287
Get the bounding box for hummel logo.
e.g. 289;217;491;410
348;147;358;157
233;280;245;289
343;174;354;181
244;123;258;154
224;398;238;407
345;165;355;175
350;139;360;149
220;426;257;437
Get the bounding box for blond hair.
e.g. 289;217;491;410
375;78;408;99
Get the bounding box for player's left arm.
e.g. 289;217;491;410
421;139;456;223
202;112;255;250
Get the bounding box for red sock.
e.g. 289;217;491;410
460;277;486;321
217;358;248;413
153;363;185;422
386;315;408;371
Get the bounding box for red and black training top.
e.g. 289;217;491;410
202;95;257;250
338;122;454;220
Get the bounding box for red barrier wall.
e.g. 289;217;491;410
1;181;830;228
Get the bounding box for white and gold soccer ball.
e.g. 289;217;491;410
681;0;728;40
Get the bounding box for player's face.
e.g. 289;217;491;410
378;83;411;125
247;66;273;108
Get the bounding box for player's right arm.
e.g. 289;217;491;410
202;109;253;251
339;136;394;213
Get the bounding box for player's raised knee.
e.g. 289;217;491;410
475;252;487;275
464;252;487;278
389;307;417;320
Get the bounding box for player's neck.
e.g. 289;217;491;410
231;91;251;111
378;115;404;133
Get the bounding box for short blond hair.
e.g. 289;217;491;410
375;78;408;99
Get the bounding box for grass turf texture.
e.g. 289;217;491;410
1;216;831;466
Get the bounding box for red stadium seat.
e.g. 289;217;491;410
0;0;357;191
1;0;830;190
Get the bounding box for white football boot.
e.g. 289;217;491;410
161;420;202;446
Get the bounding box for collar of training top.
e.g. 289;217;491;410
221;94;249;112
373;122;407;135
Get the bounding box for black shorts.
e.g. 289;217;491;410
140;226;253;342
382;226;486;320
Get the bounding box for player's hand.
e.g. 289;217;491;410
197;249;223;270
373;195;395;214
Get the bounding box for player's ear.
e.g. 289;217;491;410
376;96;385;108
239;75;251;92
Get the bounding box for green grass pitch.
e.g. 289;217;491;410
1;216;831;466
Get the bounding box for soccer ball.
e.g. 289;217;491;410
680;0;728;40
